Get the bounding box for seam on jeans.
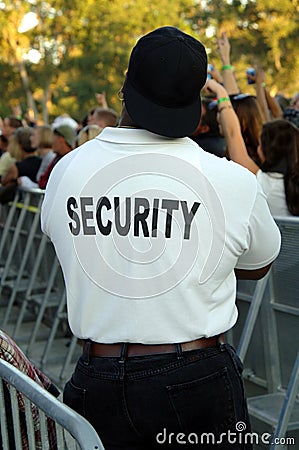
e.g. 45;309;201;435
166;366;230;392
120;380;143;438
167;390;184;431
77;358;121;380
65;378;87;417
225;345;249;433
128;348;223;381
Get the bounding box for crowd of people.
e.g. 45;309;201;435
0;91;119;202
0;34;298;214
0;26;298;450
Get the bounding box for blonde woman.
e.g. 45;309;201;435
30;125;55;182
0;133;23;182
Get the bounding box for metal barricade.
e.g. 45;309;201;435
233;216;299;446
0;358;104;449
0;187;78;387
0;187;48;326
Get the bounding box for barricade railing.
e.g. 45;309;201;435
0;358;104;449
0;187;78;387
234;216;299;444
0;188;47;316
0;190;22;271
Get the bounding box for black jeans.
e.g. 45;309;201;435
63;343;252;450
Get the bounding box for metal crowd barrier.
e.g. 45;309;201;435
0;187;80;386
233;216;299;447
0;187;50;318
0;358;104;450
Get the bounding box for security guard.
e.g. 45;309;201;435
41;27;281;449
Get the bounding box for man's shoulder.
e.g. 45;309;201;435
202;150;256;180
17;155;41;166
199;152;258;209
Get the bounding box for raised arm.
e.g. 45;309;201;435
252;67;269;122
216;32;240;96
95;92;108;109
248;67;282;120
207;61;223;84
264;86;283;119
205;78;259;175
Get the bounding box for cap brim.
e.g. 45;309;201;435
124;78;202;138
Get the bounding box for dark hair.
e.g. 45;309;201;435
200;98;222;136
81;107;97;128
0;134;8;145
231;95;264;165
14;127;35;153
261;119;299;215
275;94;290;111
283;107;299;129
7;116;22;129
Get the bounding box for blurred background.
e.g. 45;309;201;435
0;0;298;124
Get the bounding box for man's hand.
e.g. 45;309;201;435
95;92;108;109
216;32;231;65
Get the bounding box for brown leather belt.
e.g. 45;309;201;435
82;334;225;358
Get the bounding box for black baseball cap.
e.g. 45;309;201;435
123;26;207;138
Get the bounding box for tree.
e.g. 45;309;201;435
0;0;298;121
0;1;39;118
189;0;299;95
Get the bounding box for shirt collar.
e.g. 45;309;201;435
96;127;191;145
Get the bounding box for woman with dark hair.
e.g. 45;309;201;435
230;94;265;165
206;78;299;217
257;120;299;216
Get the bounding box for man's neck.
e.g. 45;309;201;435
118;105;140;129
23;151;38;159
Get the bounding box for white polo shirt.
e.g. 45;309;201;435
41;128;281;344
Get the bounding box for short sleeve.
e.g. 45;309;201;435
236;182;281;270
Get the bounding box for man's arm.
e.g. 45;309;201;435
235;264;272;280
216;32;240;96
205;78;259;174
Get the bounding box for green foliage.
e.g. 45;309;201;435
0;0;298;121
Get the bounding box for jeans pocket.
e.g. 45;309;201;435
167;367;235;437
63;378;86;418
